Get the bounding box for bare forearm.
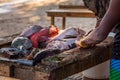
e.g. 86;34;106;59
98;0;120;35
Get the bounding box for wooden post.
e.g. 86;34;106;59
0;64;14;77
51;16;55;25
62;17;66;29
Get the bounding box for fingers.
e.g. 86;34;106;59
76;36;99;48
76;38;89;48
80;38;95;48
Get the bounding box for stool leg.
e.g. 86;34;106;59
51;16;55;25
62;17;66;29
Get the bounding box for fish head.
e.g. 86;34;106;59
49;25;59;37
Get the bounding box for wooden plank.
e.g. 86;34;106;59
14;68;34;80
34;71;50;80
0;76;20;80
51;16;55;25
59;5;87;9
0;64;14;77
41;37;113;80
62;17;66;29
47;9;96;18
0;37;113;80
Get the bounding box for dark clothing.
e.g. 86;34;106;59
83;0;110;18
112;24;120;59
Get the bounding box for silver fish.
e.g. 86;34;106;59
50;28;85;40
46;38;77;51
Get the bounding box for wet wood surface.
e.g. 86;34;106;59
41;37;113;80
0;36;113;80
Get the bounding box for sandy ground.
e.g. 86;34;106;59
0;0;97;37
0;0;11;4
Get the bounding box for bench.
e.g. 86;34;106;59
47;7;96;29
59;5;87;9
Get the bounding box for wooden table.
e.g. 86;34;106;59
59;5;87;9
0;36;113;80
46;9;96;29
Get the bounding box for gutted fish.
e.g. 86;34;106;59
46;38;77;51
27;48;39;60
50;28;85;40
33;49;61;66
46;28;86;51
30;25;59;48
0;48;23;59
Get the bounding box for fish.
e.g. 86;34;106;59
0;48;23;59
46;28;86;51
20;25;43;37
33;28;85;65
12;37;32;50
0;57;33;66
26;48;39;60
33;49;61;66
49;28;85;41
30;25;59;48
46;38;77;51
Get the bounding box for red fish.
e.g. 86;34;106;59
46;28;86;50
30;25;59;48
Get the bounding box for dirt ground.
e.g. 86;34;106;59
0;0;96;37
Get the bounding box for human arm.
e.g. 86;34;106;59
79;0;120;47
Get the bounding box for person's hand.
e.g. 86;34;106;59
76;27;107;48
